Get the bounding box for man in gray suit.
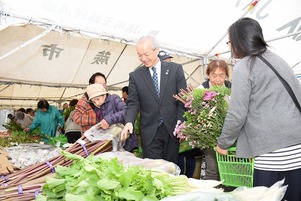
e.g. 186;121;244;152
120;36;187;164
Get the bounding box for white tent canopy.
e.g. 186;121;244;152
0;0;300;109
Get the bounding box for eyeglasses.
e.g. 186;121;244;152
226;41;231;45
210;73;226;79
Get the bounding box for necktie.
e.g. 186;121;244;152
152;67;160;97
152;67;163;125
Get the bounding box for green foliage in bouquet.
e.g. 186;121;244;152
174;86;231;149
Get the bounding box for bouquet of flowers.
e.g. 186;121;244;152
173;84;231;149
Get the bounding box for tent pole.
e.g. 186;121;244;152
266;30;301;43
0;84;11;93
208;30;301;59
0;25;54;60
205;0;259;57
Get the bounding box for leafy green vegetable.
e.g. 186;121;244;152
0;130;40;147
38;151;190;200
3;120;23;131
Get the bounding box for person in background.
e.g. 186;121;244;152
199;59;232;181
120;36;187;164
24;99;64;142
216;17;301;201
15;110;33;129
2;113;17;130
201;60;231;89
73;73;137;152
7;114;15;121
63;99;79;122
25;108;35;118
64;99;81;143
17;108;26;113
73;83;126;131
121;86;129;102
18;108;34;122
158;50;173;62
72;72;107;132
60;103;69;115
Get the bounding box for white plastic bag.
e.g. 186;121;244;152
84;123;124;151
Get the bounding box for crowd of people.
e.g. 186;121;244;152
4;17;301;200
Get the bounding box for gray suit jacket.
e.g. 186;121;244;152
125;61;187;146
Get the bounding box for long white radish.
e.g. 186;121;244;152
188;178;223;189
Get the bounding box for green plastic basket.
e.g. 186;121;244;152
215;147;254;187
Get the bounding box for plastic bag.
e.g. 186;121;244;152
97;151;181;175
84;123;124;151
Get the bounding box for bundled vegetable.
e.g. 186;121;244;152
160;179;287;201
0;139;112;201
0;137;112;187
36;151;221;201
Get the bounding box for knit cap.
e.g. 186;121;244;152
86;83;108;100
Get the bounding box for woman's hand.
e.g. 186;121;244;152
99;119;109;130
216;144;228;155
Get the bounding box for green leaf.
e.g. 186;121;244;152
115;187;145;200
35;194;47;201
46;177;65;189
65;193;99;201
40;154;185;200
61;150;84;161
97;178;120;190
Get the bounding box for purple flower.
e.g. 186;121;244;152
203;91;218;101
174;86;230;149
173;121;186;138
185;98;193;108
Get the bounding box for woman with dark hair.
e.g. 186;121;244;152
37;99;50;110
88;72;107;85
25;108;35;117
24;99;64;142
216;17;301;200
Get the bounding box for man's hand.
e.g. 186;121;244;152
120;122;133;142
216;144;228;155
